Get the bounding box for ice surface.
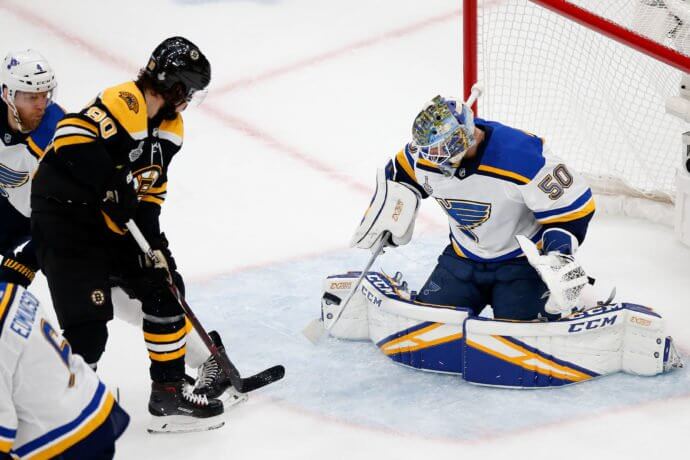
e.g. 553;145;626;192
2;0;690;458
191;233;690;442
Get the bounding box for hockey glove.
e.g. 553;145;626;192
138;235;185;295
101;170;138;228
516;235;589;315
0;255;36;287
351;167;421;250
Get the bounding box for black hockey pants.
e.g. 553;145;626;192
31;202;187;382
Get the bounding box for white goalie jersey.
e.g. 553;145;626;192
0;283;117;459
393;118;596;260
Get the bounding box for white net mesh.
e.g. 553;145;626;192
476;0;690;203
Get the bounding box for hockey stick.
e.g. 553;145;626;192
126;220;285;393
302;231;389;344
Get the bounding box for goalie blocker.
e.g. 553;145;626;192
351;164;421;250
321;272;683;388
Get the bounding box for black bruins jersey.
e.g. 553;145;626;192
32;81;183;238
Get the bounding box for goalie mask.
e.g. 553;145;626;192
1;50;57;133
411;95;476;168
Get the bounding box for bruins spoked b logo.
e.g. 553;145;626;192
90;289;106;306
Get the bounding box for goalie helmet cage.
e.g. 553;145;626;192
463;0;690;224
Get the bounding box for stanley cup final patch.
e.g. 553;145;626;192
91;289;106;306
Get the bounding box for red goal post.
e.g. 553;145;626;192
463;0;690;224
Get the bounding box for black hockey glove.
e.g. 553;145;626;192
137;235;185;295
101;170;138;227
0;255;36;287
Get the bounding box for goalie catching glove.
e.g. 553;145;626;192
516;234;590;315
351;163;421;250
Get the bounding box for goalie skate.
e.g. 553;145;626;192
194;331;249;410
664;337;684;372
147;380;225;434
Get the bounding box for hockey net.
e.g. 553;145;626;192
465;0;690;224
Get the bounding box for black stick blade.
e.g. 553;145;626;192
236;365;286;393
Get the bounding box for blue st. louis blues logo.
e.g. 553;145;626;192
436;198;491;242
0;163;30;197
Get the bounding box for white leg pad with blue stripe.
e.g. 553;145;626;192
322;271;471;374
321;272;682;386
463;303;679;388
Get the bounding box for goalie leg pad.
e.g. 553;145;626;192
321;272;371;340
322;271;471;373
463;303;680;388
322;274;682;384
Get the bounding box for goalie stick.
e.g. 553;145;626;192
302;83;485;344
126;220;285;393
302;231;389;344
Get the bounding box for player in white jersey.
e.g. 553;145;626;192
0;283;129;460
0;50;64;288
382;95;595;320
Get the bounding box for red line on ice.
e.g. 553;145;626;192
0;0;443;230
0;0;138;74
213;8;459;94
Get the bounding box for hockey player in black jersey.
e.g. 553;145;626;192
31;37;231;432
0;50;63;289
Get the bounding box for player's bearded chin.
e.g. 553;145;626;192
158;101;179;120
19;106;45;131
158;84;187;120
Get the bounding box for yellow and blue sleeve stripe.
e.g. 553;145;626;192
0;426;16;453
415;157;442;174
450;231;543;262
395;148;417;183
535;189;595;224
12;382;114;460
476;164;531;185
393;145;428;198
26;137;45;161
473;119;545;184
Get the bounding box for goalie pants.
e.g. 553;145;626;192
31;202;187;383
416;245;549;320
